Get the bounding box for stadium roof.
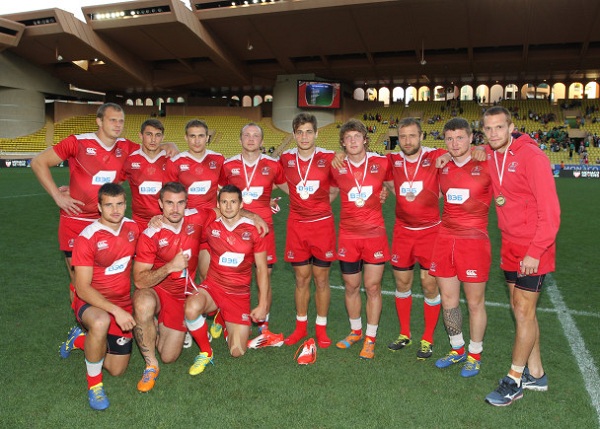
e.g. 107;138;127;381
2;0;600;98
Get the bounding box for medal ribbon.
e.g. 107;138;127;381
402;149;423;193
493;137;513;189
346;154;369;199
243;154;261;194
296;150;315;192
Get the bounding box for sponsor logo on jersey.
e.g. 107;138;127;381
338;167;348;174
471;165;481;176
394;160;404;167
370;164;379;173
422;158;431;167
180;164;190;171
209;161;217;169
116;337;131;346
188;181;210;195
466;269;478;278
287;160;296;168
317;159;327;167
105;256;131;275
261;167;270;175
242;231;252;241
442;167;449;175
159;238;169;247
211;229;221;238
219;251;245;267
226;236;236;246
92;170;117;185
186;224;195;235
231;168;241;176
131;162;141;169
508;162;518;173
139;181;161;195
115;148;123;158
86;147;97;155
128;231;136;242
374;251;384;259
446;188;470;204
97;240;109;250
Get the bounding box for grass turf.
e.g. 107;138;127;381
0;167;598;428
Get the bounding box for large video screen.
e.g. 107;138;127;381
297;80;341;109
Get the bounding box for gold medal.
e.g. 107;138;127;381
495;194;506;207
355;198;365;207
405;191;416;202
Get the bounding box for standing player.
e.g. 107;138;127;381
384;118;444;360
220;123;288;348
132;182;216;392
59;183;139;410
332;119;390;360
120;119;169;228
429;118;491;378
31;103;142;299
165;119;225;281
482;107;560;406
279;113;338;348
184;185;271;373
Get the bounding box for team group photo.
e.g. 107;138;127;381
1;1;599;428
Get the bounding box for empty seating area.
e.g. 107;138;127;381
3;101;600;167
0;127;48;153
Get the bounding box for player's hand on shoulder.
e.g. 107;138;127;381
471;146;487;161
162;142;180;157
435;153;452;168
331;151;345;169
254;216;269;237
148;215;164;229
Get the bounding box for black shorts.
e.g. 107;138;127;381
504;271;546;293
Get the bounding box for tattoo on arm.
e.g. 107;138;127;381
443;307;463;336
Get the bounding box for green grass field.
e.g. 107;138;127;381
1;167;599;428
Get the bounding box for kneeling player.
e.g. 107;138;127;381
184;185;270;374
59;183;139;410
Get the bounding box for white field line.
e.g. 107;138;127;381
332;276;600;425
0;193;48;199
545;274;600;427
330;284;600;318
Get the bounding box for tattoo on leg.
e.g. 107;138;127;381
134;326;149;354
443;307;463;336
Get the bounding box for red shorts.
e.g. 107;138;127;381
390;224;439;270
429;234;491;282
337;233;390;264
500;237;556;275
59;216;96;252
199;280;251;326
155;286;186;332
72;294;133;339
284;216;336;263
264;228;277;265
